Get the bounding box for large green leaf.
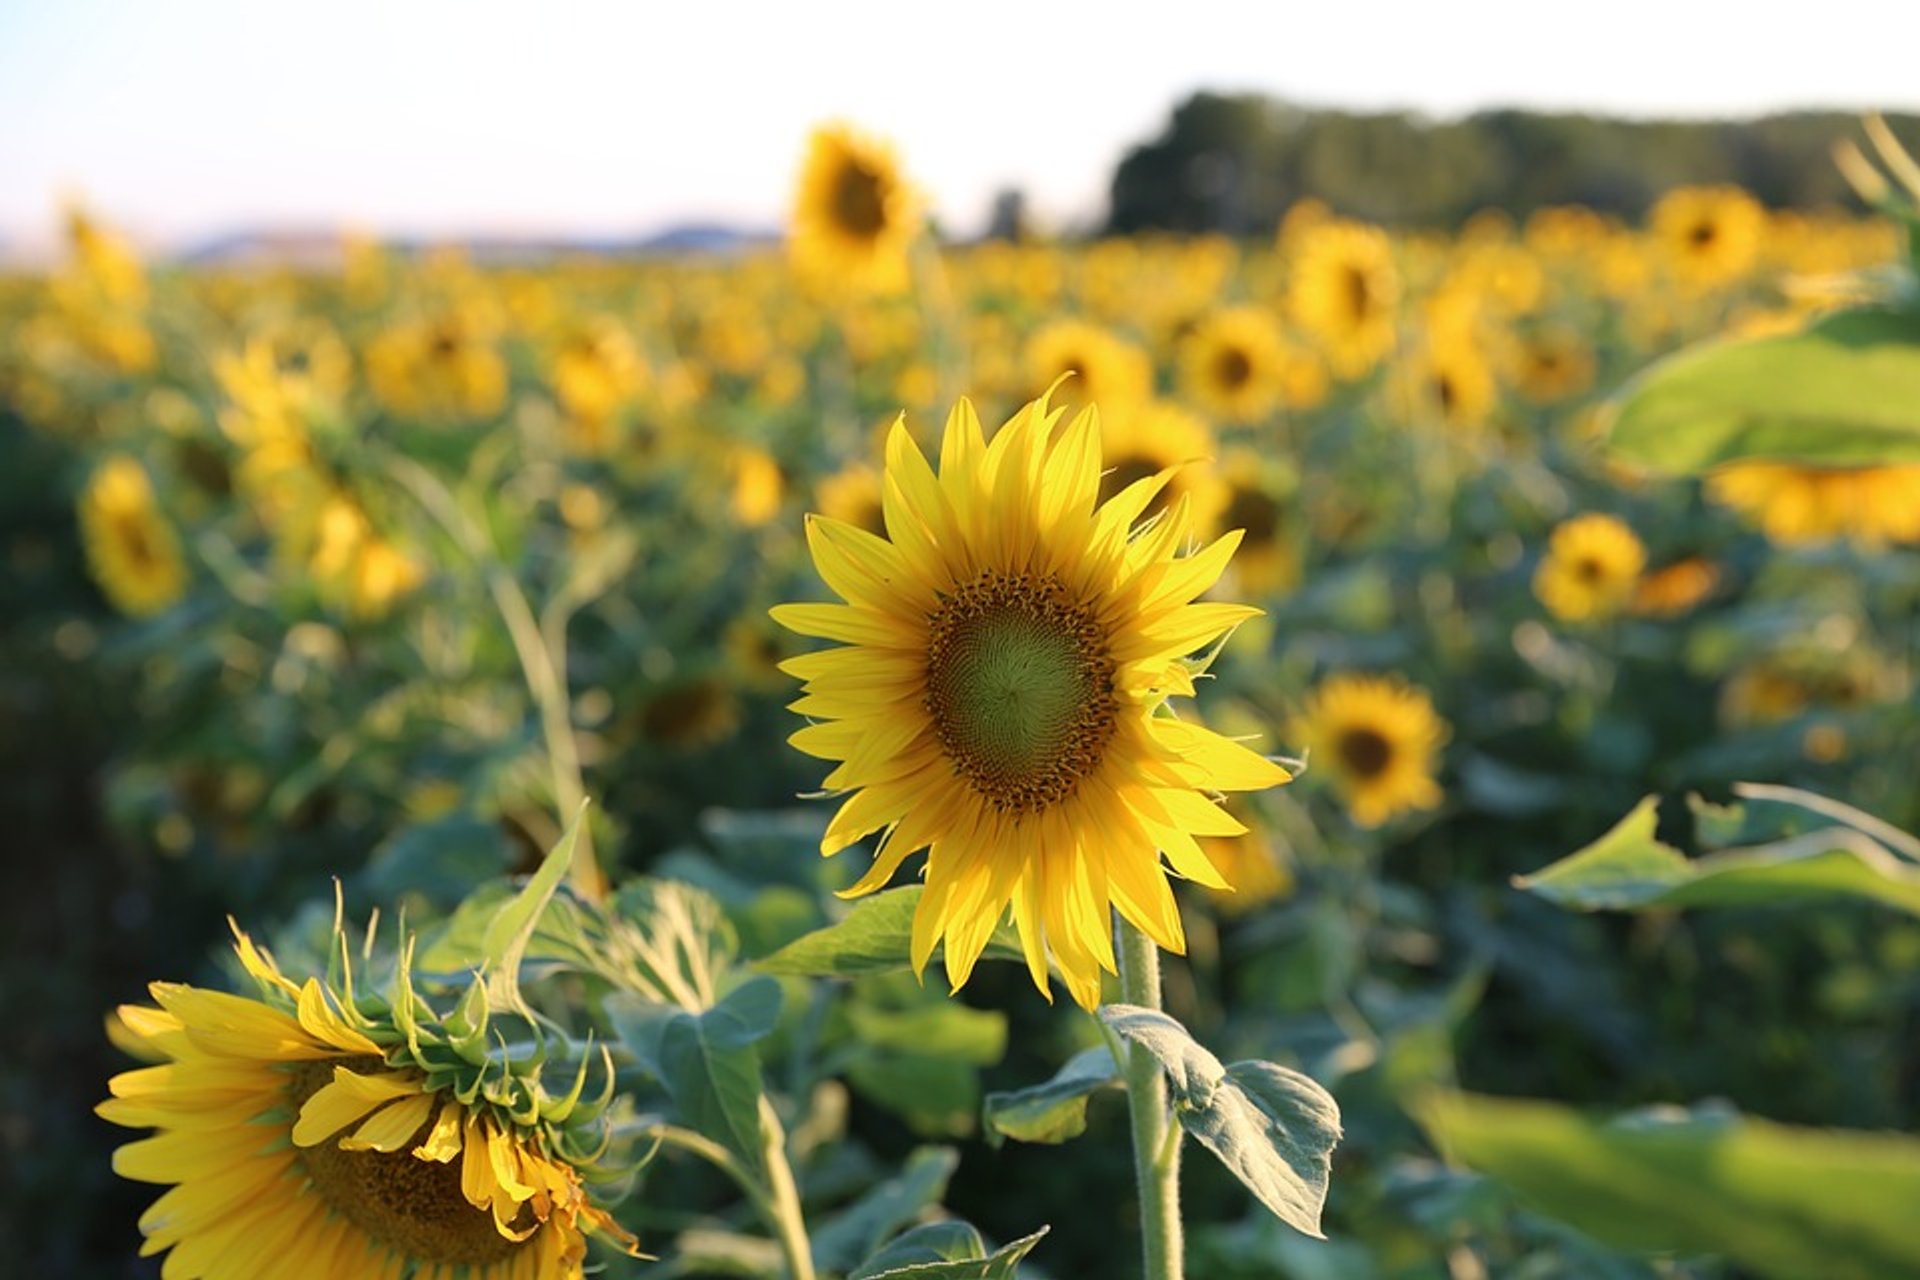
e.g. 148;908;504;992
849;1226;1050;1280
756;887;1025;978
478;808;583;1017
1606;306;1920;472
811;1146;958;1272
1516;796;1920;917
1098;1005;1342;1239
982;1046;1119;1146
1419;1091;1920;1280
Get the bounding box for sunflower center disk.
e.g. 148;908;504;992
287;1062;527;1267
925;572;1117;815
1336;727;1394;778
832;162;887;238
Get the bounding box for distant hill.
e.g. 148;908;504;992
173;222;780;267
1108;95;1920;233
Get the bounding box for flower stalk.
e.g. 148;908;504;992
1115;914;1184;1280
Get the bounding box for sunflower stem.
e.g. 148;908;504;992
758;1096;818;1280
1115;914;1185;1280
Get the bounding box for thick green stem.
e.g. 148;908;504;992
1116;914;1184;1280
758;1097;817;1280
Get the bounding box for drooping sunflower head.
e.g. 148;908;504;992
774;391;1292;1009
1706;460;1920;548
1287;219;1401;378
1533;513;1646;623
790;123;921;296
101;923;640;1280
79;454;189;617
1295;674;1447;828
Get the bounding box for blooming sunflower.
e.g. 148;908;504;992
1097;399;1227;530
1178;305;1300;423
1533;514;1646;622
1650;184;1765;289
1287;219;1400;379
1706;461;1920;547
101;927;640;1280
790;123;921;295
1399;337;1497;431
1023;319;1153;412
1295;674;1446;828
773;391;1292;1009
79;454;189;617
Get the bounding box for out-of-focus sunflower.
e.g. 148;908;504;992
1295;674;1447;828
1631;556;1720;617
1508;328;1596;404
1650;185;1765;289
365;309;508;421
1399;338;1498;430
548;318;645;454
100;927;641;1279
1179;305;1307;422
79;454;188;617
1023;318;1153;412
1706;461;1920;547
790;124;921;295
774;392;1292;1009
730;446;786;528
1533;513;1646;623
1213;449;1299;596
1096;399;1227;529
1287;219;1400;378
815;461;886;536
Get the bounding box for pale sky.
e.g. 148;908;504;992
2;0;1917;253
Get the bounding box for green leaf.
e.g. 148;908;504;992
1099;1005;1343;1238
480;806;583;1016
846;1001;1007;1066
1419;1091;1920;1280
847;1053;984;1139
982;1046;1119;1146
811;1146;959;1272
1517;796;1920;917
1606;306;1920;472
756;887;1025;978
849;1222;985;1275
607;976;782;1176
851;1227;1050;1280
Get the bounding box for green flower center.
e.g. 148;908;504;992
286;1059;528;1267
925;571;1117;815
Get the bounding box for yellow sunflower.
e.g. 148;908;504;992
1295;674;1446;828
1650;184;1765;289
100;929;640;1280
1533;513;1646;623
1706;461;1920;547
1399;337;1498;431
1631;556;1720;617
1508;328;1596;405
1023;319;1153;412
1212;448;1299;596
815;460;887;536
790;123;921;295
1287;219;1400;378
773;392;1292;1009
1178;305;1300;423
79;454;189;617
1097;399;1227;529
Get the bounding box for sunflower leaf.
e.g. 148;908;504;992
479;804;585;1017
1516;796;1920;917
982;1046;1120;1146
811;1146;959;1272
1606;306;1920;472
756;886;1026;978
1417;1090;1920;1280
850;1226;1050;1280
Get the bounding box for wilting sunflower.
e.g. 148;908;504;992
1179;305;1296;423
790;123;921;295
1650;184;1765;289
1287;219;1400;378
79;454;189;617
1533;513;1646;623
773;392;1292;1009
1706;460;1920;547
101;927;640;1279
1295;674;1447;828
1023;319;1153;411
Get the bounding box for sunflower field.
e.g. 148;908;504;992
8;120;1920;1279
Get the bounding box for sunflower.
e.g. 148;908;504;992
1096;399;1227;529
1631;556;1720;617
1179;305;1300;423
1399;337;1497;431
1706;461;1920;547
365;309;508;421
790;123;921;295
101;927;639;1279
79;454;189;617
1533;513;1646;622
815;460;887;536
773;392;1292;1009
730;446;786;528
1650;185;1765;289
1295;674;1446;828
1023;319;1153;412
1287;219;1400;378
1212;448;1299;596
1508;328;1596;404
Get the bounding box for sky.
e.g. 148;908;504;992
2;0;1918;253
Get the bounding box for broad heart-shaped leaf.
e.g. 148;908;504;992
605;976;782;1177
850;1226;1050;1280
1606;306;1920;472
1098;1005;1342;1239
983;1046;1120;1146
1517;796;1920;917
810;1146;958;1272
1418;1091;1920;1280
756;886;1025;978
480;806;584;1016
